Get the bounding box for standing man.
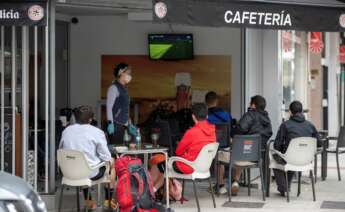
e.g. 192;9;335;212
107;63;132;144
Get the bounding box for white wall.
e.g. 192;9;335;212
69;15;243;117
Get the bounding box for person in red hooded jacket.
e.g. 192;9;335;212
174;103;216;174
148;103;216;195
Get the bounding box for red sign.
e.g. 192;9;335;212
339;45;345;64
282;31;292;52
309;32;324;54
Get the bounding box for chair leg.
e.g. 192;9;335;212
266;168;271;198
336;153;341;181
181;179;185;204
228;164;232;202
107;183;111;209
76;187;80;212
259;165;266;201
285;172;290;202
58;184;64;212
85;188;91;212
192;180;201;212
310;170;316;202
314;155;318;183
208;178;216;208
297;172;301;197
247;169;251;196
97;184;101;206
215;155;220;196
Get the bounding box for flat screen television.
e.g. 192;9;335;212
148;34;194;60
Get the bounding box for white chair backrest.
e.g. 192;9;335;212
57;149;92;180
284;137;317;166
193;142;219;173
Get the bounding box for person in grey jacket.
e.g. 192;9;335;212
273;101;320;196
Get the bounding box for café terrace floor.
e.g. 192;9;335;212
55;154;345;212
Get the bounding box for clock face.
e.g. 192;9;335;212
28;5;44;21
154;2;168;19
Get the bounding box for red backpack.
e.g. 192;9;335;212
115;156;157;212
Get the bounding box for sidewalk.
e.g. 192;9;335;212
54;154;345;212
174;154;345;212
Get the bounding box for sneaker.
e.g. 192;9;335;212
209;184;225;194
103;199;118;209
85;200;97;209
218;185;228;195
231;181;239;195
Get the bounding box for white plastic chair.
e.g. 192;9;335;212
168;142;219;212
57;149;111;212
269;137;317;202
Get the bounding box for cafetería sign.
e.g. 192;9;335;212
0;2;47;26
153;0;345;31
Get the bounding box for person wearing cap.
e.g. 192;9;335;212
106;63;132;144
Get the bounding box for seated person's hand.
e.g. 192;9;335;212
107;122;115;135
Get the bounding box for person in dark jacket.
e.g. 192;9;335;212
231;95;273;195
273;101;320;196
236;95;273;146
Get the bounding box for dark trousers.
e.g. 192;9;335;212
109;123;126;145
83;166;113;200
272;154;295;192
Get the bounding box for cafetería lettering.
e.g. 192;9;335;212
224;10;292;26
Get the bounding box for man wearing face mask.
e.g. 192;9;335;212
106;62;132;144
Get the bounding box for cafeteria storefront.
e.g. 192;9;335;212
1;0;345;209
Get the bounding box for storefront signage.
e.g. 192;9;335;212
309;32;324;54
339;45;345;64
153;0;345;31
0;2;47;26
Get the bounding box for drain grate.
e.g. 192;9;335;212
223;201;265;208
321;201;345;210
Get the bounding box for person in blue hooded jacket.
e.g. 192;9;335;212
206;91;232;125
205;91;232;194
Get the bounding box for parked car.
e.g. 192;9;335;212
0;172;47;212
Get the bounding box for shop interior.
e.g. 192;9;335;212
53;11;242;152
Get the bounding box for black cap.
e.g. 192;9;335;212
113;63;129;78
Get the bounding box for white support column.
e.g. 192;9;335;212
262;30;283;137
245;29;282;137
326;32;340;137
245;28;264;102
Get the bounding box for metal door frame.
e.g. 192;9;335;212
0;0;56;194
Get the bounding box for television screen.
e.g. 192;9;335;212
148;34;194;60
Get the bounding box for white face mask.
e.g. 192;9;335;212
124;74;132;84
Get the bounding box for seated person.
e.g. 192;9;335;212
150;103;216;191
273;101;320;196
232;95;273;195
206;91;232;125
59;106;116;209
205;91;232;194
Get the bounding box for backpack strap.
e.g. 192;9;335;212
131;172;144;197
144;169;156;198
